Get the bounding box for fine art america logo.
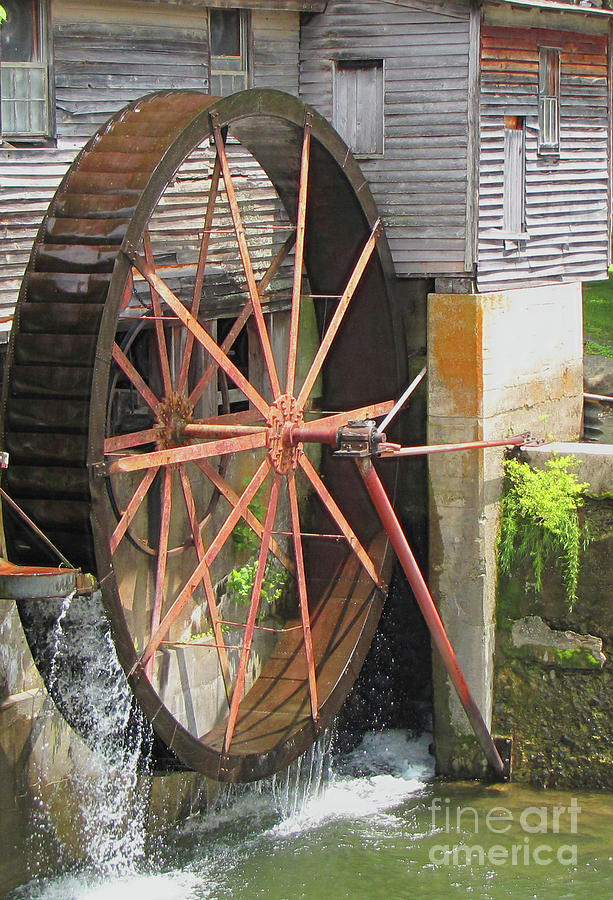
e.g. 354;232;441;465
429;797;581;867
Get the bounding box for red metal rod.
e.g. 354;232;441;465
378;435;528;458
356;458;505;777
224;473;281;751
286;114;311;396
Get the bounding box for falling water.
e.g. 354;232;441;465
24;589;153;884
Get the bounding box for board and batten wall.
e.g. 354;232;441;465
299;0;473;278
477;21;611;291
0;0;300;332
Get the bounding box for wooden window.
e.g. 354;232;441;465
333;59;384;157
209;9;249;96
0;0;52;141
503;116;526;237
538;47;560;154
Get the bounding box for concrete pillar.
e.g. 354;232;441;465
427;283;583;776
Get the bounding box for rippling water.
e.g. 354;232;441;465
8;728;613;900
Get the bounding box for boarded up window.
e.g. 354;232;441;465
210;9;249;96
0;0;51;140
538;47;560;153
503;117;525;236
333;60;384;157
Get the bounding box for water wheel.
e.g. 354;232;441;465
1;89;405;782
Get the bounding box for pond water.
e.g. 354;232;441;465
8;729;613;900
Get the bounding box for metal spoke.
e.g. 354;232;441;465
224;473;281;751
302;399;396;434
137;458;271;672
286;115;311;396
188;231;297;408
143;229;173;398
194;457;295;574
104;427;159;454
179;465;233;703
146;466;172;679
299;454;383;589
287;471;319;725
178;150;223;393
296;219;381;410
112;343;159;414
110;465;159;555
110;430;268;474
124;243;270;418
211;112;281;399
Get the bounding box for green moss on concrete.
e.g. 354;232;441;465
494;492;613;788
506;643;604;670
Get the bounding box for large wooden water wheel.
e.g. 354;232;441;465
1;89;407;782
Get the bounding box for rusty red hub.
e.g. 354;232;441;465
267;393;304;474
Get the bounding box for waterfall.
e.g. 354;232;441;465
29;589;153;880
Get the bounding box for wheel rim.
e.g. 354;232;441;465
3;89;405;781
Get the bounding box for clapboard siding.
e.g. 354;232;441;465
0;1;302;329
299;0;471;277
252;10;299;93
477;24;610;289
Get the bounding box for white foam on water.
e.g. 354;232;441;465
13;872;203;900
12;729;434;899
269;729;434;837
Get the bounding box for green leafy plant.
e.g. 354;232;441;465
499;455;590;608
585;339;613;359
232;481;265;553
226;558;287;610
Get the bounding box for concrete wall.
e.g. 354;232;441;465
494;443;613;788
427;282;583;776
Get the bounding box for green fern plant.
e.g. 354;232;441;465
226;558;287;609
499;455;590;608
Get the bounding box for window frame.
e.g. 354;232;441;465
208;8;250;97
0;0;54;145
503;115;527;240
538;45;561;156
332;57;385;159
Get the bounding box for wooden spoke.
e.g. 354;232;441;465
111;343;159;414
299;454;384;590
146;466;172;679
296;219;381;410
143;229;173;398
194;457;295;574
110;430;268;474
211;113;281;399
110;465;159;555
224;473;281;751
104;428;159;454
138;458;271;671
178;151;223;393
179;465;233;703
286;116;311;396
287;471;319;725
124;245;270;418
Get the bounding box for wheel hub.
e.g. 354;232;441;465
155;391;194;449
267;394;303;474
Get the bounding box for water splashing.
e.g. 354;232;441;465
26;589;153;882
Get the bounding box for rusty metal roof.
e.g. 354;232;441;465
497;0;613;16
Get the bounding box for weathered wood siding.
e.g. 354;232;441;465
0;1;300;331
477;24;610;290
299;0;472;277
